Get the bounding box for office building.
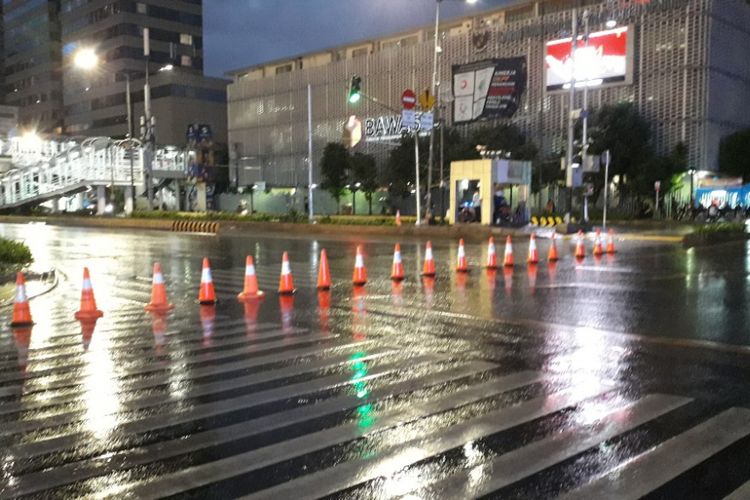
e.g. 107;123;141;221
226;0;750;187
3;0;228;145
3;0;65;133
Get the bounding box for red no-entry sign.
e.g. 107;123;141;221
401;89;417;110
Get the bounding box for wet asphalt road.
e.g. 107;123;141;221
1;222;750;499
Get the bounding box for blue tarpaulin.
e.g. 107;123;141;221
695;183;750;208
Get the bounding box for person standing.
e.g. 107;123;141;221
472;190;482;223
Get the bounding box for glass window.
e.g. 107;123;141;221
136;2;147;14
181;55;192;67
180;33;192;45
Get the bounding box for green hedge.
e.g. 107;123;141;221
693;222;746;235
131;210;413;226
0;237;33;273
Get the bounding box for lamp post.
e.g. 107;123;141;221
427;0;478;220
73;47;172;213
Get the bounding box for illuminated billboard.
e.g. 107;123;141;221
545;26;633;91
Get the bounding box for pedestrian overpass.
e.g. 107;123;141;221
0;135;186;212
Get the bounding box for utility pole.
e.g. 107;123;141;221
426;0;441;218
415;129;421;226
565;7;578;220
143;28;155;210
307;83;314;222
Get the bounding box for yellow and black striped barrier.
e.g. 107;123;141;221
171;220;219;234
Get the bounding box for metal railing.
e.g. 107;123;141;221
0;136;185;208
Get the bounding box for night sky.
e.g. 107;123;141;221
204;0;513;77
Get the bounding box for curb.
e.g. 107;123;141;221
0;268;60;308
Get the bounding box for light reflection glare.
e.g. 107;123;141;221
82;332;121;441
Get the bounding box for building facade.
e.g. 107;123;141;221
2;0;228;145
226;0;750;187
3;0;65;133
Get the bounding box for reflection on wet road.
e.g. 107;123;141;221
1;223;750;498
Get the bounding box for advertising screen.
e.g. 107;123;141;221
545;27;632;91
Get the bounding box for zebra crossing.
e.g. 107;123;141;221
2;264;750;499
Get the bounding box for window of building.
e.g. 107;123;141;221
136;2;147;14
180;33;193;45
181;55;192;67
275;64;292;75
351;47;369;58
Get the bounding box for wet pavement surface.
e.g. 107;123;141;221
0;222;749;499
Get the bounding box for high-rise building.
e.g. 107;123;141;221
3;0;65;133
3;0;227;145
60;0;228;145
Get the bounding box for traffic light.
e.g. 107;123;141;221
348;76;362;104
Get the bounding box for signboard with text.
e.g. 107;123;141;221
452;57;527;124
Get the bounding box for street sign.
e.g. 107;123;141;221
401;89;416;110
401;109;416;129
420;111;434;131
419;89;436;111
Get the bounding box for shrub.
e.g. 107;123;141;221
0;237;33;273
694;222;746;235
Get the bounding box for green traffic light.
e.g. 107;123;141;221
348;75;362;105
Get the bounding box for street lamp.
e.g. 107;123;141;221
73;47;173;213
428;0;478;221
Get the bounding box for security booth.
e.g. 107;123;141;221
448;158;532;226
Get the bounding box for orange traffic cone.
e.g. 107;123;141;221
238;256;264;300
278;251;296;295
456;238;469;273
395;210;402;227
352;245;368;286
145;263;174;312
548;233;560;262
74;267;104;320
391;243;405;282
575;230;586;260
198;258;217;305
10;272;33;327
486;237;497;269
527;234;539;265
606;229;617;254
503;236;514;267
422;241;436;277
317;249;332;290
593;229;604;256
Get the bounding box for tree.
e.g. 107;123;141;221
319;142;350;213
469;124;538;161
719;128;750;181
588;102;654;197
350;152;378;215
385;134;429;198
